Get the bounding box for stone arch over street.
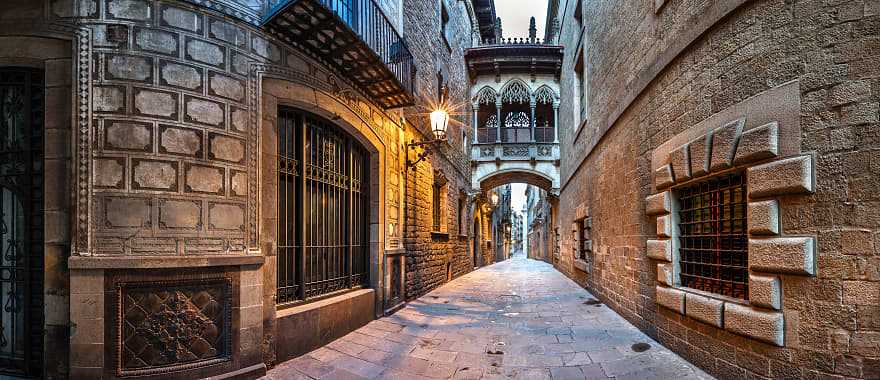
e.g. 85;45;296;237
475;168;555;193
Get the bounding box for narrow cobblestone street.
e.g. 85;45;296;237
265;256;712;379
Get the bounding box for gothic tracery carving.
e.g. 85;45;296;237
500;80;530;104
473;86;497;105
534;85;557;104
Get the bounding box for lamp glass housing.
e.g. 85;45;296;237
489;191;499;206
430;109;449;141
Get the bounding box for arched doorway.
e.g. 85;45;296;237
275;107;371;304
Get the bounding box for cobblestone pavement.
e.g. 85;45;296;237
265;255;713;379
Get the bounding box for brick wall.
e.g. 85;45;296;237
554;0;880;378
401;0;481;300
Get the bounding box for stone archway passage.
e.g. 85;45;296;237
264;256;711;379
478;170;554;192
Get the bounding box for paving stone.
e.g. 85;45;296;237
263;256;711;379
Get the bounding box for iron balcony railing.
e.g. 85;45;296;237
264;0;415;108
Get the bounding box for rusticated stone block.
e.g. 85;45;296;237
724;303;784;346
210;134;245;163
749;274;781;310
656;286;685;314
105;121;151;151
159;199;201;229
656;214;674;238
186;37;225;68
209;203;245;230
709;118;744;172
646;191;671;216
231;171;247;197
104;197;151;227
748;155;814;198
252;36;281;62
185;164;224;194
209;19;247;48
232;54;251;78
685;293;723;327
750;237;815;275
209;72;245;101
160;61;202;90
107;0;150;20
185;97;225;127
657;263;675;286
134;28;177;56
647;239;672;261
160;126;202;157
161;6;201;32
106;55;151;82
92;24;127;48
734;122;778;165
93;86;125;112
689;133;711;177
94;159;124;188
231;108;248;133
132;160;178;191
748;200;779;235
669;144;690;182
134;89;178;119
654;164;674;190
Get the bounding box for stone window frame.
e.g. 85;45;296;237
647;116;816;347
432;172;449;234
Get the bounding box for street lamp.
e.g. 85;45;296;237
489;191;499;207
405;107;449;169
406;78;450;169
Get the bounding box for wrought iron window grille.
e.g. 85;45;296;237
276;108;370;305
676;172;749;300
0;67;43;378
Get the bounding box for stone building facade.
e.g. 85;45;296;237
0;0;498;378
550;0;880;379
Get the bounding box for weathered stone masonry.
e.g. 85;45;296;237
553;0;880;378
0;0;491;378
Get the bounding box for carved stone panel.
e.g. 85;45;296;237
116;278;232;377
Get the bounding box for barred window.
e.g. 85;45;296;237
576;218;591;261
677;172;748;300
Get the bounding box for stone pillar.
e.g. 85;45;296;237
495;95;502;143
553;100;560;143
472;102;479;144
530;98;537;143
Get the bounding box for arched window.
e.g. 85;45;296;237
276;107;370;304
478;114;498;143
534;86;557;142
504;112;531;142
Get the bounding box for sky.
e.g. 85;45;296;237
494;0;549;40
493;0;550;251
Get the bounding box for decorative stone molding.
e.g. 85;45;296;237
748;155;814;198
750;236;816;276
646;82;816;347
748;199;779;235
646;239;672;261
685;293;724;328
749;274;781;310
723;303;784;346
656;286;685;314
645;191;670;216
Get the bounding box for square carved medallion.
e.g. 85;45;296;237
116;278;232;377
